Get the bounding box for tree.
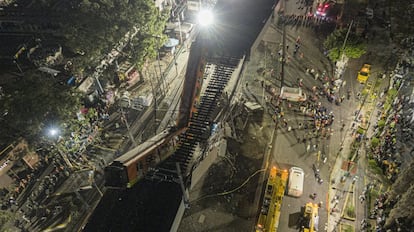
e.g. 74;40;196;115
65;0;168;68
127;6;170;69
0;210;13;231
0;70;82;144
390;0;414;43
30;0;169;74
323;28;367;62
370;137;380;148
30;0;172;82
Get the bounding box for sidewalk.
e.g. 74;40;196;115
326;75;391;231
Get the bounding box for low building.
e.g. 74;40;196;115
117;61;140;87
0;140;39;188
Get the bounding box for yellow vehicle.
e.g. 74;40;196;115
256;166;288;232
301;202;319;232
357;63;371;83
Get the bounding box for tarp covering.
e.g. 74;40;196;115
164;38;179;48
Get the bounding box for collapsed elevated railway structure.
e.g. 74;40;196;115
91;50;243;231
87;0;278;229
104;36;242;189
147;56;241;183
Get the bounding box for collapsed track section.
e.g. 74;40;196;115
148;56;241;183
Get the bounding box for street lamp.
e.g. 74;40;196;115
47;126;60;138
197;9;214;27
46;126;74;169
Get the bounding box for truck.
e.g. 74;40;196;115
301;202;319;232
256;166;288;232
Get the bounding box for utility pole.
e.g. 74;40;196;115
341;20;354;58
154;36;167;97
177;15;183;45
120;107;137;147
336;20;353;79
273;0;288;130
263;41;267;105
280;0;287;93
148;74;158;135
156;50;165;95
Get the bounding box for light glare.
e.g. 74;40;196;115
198;9;214;26
48;127;59;137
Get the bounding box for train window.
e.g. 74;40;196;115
137;161;143;177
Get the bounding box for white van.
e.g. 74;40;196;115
288;167;304;197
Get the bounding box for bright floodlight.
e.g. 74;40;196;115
198;9;214;26
48;127;59;137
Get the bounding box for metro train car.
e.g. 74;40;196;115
104;39;206;189
104;127;183;188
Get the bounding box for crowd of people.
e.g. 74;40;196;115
370;63;412;183
306;67;347;105
368;192;388;231
311;104;335;131
367;58;414;230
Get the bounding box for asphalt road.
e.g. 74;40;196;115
204;0;277;56
265;0;396;230
252;0;360;230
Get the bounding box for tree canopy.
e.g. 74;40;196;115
323;28;367;61
0;0;171;144
390;0;414;43
31;0;169;72
0;71;82;144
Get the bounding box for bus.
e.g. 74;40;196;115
287;167;304;197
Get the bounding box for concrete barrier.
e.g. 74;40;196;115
170;193;188;232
